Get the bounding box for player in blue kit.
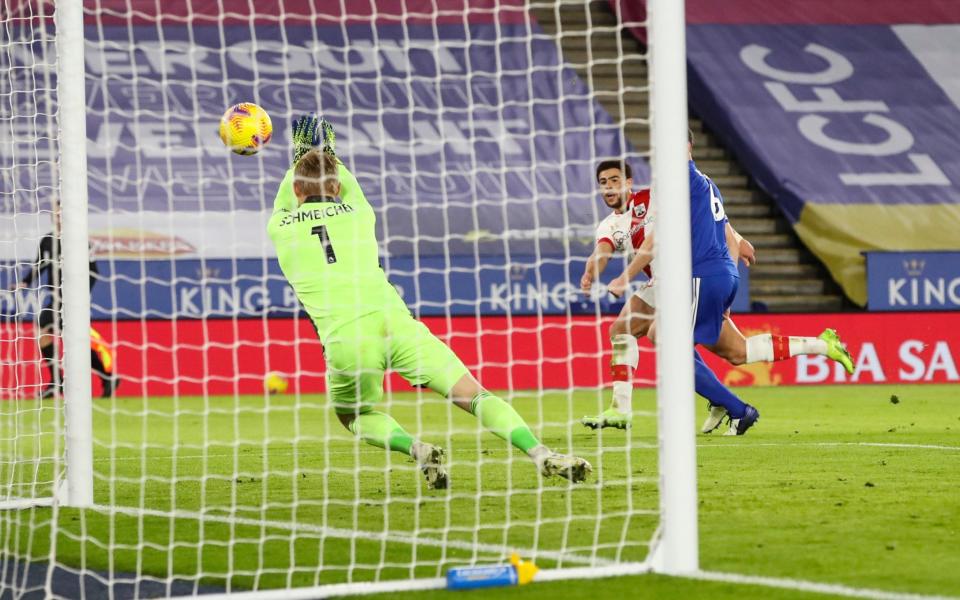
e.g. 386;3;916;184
679;155;763;433
608;131;854;435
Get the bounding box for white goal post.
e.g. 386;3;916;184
0;0;92;512
57;0;95;510
648;0;699;576
1;0;696;595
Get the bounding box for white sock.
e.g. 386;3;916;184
745;333;828;363
410;441;429;463
612;381;633;414
527;444;552;464
610;334;638;414
612;334;640;367
745;334;774;363
789;337;828;356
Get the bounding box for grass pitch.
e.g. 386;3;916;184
1;384;958;599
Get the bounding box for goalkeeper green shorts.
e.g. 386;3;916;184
323;310;469;415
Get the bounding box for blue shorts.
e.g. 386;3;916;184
692;274;739;345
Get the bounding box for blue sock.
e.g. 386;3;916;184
694;349;747;419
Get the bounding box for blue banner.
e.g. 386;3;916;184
2;257;645;320
865;251;960;311
3;257;754;320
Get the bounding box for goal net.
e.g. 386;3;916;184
1;0;695;596
1;0;65;510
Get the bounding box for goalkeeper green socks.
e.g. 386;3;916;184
347;395;541;458
348;411;415;456
470;391;540;454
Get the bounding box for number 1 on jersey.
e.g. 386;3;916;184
312;225;338;264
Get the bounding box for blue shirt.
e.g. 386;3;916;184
689;160;737;278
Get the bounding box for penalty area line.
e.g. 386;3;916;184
691;570;956;600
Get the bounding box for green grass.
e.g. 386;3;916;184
2;384;959;598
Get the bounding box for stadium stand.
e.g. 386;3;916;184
537;0;847;311
611;0;960;308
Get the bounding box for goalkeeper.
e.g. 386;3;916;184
267;116;591;489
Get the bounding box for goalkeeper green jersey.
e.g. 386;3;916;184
267;161;407;341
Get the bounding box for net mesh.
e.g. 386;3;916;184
1;0;63;511
1;1;661;596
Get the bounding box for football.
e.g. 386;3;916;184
219;102;273;155
263;371;289;395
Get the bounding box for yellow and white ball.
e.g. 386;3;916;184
264;372;289;395
219;102;272;155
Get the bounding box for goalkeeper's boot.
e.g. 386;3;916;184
701;403;728;434
539;453;592;483
722;404;759;436
413;443;448;490
581;408;632;430
819;328;854;375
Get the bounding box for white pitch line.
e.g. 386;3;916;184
92;449;366;463
172;577;450;600
91;441;959;464
697;441;960;452
692;569;958;600
91;448;539;463
94;504;616;568
172;564;958;600
90;449;596;463
18;440;958;469
820;442;959;452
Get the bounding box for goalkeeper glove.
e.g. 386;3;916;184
291;114;337;164
319;118;336;156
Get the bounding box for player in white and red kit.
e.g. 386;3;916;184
581;159;750;430
583;132;855;434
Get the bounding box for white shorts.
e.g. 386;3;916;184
632;278;656;309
